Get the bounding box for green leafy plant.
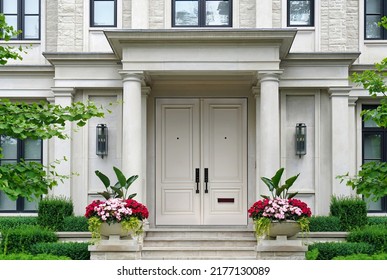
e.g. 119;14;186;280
37;196;74;231
0;225;57;255
30;242;90;260
95;166;138;199
307;242;376;260
248;168;311;239
330;195;367;231
62;216;89;232
0;99;105;201
0;253;71;260
308;216;342;232
0;13;25;65
333;253;387;260
0;217;38;232
260;168;299;199
347;225;387;253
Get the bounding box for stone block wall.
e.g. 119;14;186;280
240;0;256;28
149;0;165;28
320;0;359;51
123;0;132;29
272;0;281;28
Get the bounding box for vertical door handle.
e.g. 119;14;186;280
195;168;200;194
204;168;209;193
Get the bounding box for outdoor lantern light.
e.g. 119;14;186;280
295;123;307;158
96;124;108;158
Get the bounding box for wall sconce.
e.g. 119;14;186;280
295;123;306;158
96;124;108;158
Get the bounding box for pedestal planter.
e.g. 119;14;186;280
100;222;132;240
268;220;301;239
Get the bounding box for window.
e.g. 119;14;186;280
365;0;387;39
0;0;40;40
287;0;314;27
173;0;232;27
90;0;117;27
362;105;387;213
0;137;42;212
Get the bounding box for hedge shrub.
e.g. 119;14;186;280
308;216;342;232
0;225;57;254
333;253;387;260
330;196;367;231
308;242;375;260
38;196;73;231
62;216;88;232
0;253;71;260
367;216;387;227
30;242;90;260
0;217;38;232
347;225;387;252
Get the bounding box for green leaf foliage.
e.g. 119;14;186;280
337;161;387;202
0;253;71;260
330;196;368;231
30;242;90;260
308;216;342;232
0;217;38;233
347;225;387;253
260;168;300;199
0;14;24;65
307;242;376;260
332;253;387;260
37;196;74;231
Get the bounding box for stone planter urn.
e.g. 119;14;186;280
267;220;300;239
100;222;133;240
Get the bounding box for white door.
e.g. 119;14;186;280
156;98;247;225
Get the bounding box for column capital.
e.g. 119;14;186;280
119;71;145;85
329;87;352;98
257;70;283;83
348;97;358;106
251;86;260;98
142;86;152;97
51;87;75;98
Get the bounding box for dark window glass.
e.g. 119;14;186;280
287;0;314;27
0;0;41;40
173;0;232;27
365;0;387;39
362;105;387;212
90;0;117;27
0;136;42;212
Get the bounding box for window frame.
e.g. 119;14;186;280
287;0;314;27
172;0;233;28
364;0;387;40
90;0;117;28
362;105;387;213
0;137;43;213
0;0;41;40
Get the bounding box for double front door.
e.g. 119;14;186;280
156;98;247;225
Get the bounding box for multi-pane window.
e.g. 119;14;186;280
0;0;40;40
287;0;314;27
0;137;42;212
90;0;117;27
173;0;232;27
362;105;387;213
365;0;387;39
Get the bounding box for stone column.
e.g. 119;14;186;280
256;0;273;28
120;71;144;203
330;87;352;196
259;72;282;183
51;87;74;198
252;86;261;200
141;87;151;205
132;0;149;28
348;97;358;196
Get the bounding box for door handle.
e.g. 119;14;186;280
195;168;200;194
204;168;209;193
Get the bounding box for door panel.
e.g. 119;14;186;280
156;99;200;225
156;98;247;225
203;99;247;225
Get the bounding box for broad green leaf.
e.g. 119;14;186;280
126;175;139;189
113;166;127;187
261;177;275;192
128;193;137;199
285;173;300;189
95;170;110;189
271;168;284;187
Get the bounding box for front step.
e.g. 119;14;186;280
142;228;257;260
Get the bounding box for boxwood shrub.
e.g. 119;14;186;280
308;242;375;260
347;225;387;252
0;225;57;254
308;216;341;232
0;253;71;260
367;216;387;227
30;242;90;260
62;216;88;232
330;196;367;231
0;217;38;232
333;253;387;260
38;196;73;231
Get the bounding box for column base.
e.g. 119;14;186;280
255;235;307;260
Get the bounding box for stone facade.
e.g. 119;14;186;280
149;0;165;28
272;0;281;28
123;0;132;29
239;0;256;28
321;0;359;51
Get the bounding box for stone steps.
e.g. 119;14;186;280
141;228;257;260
